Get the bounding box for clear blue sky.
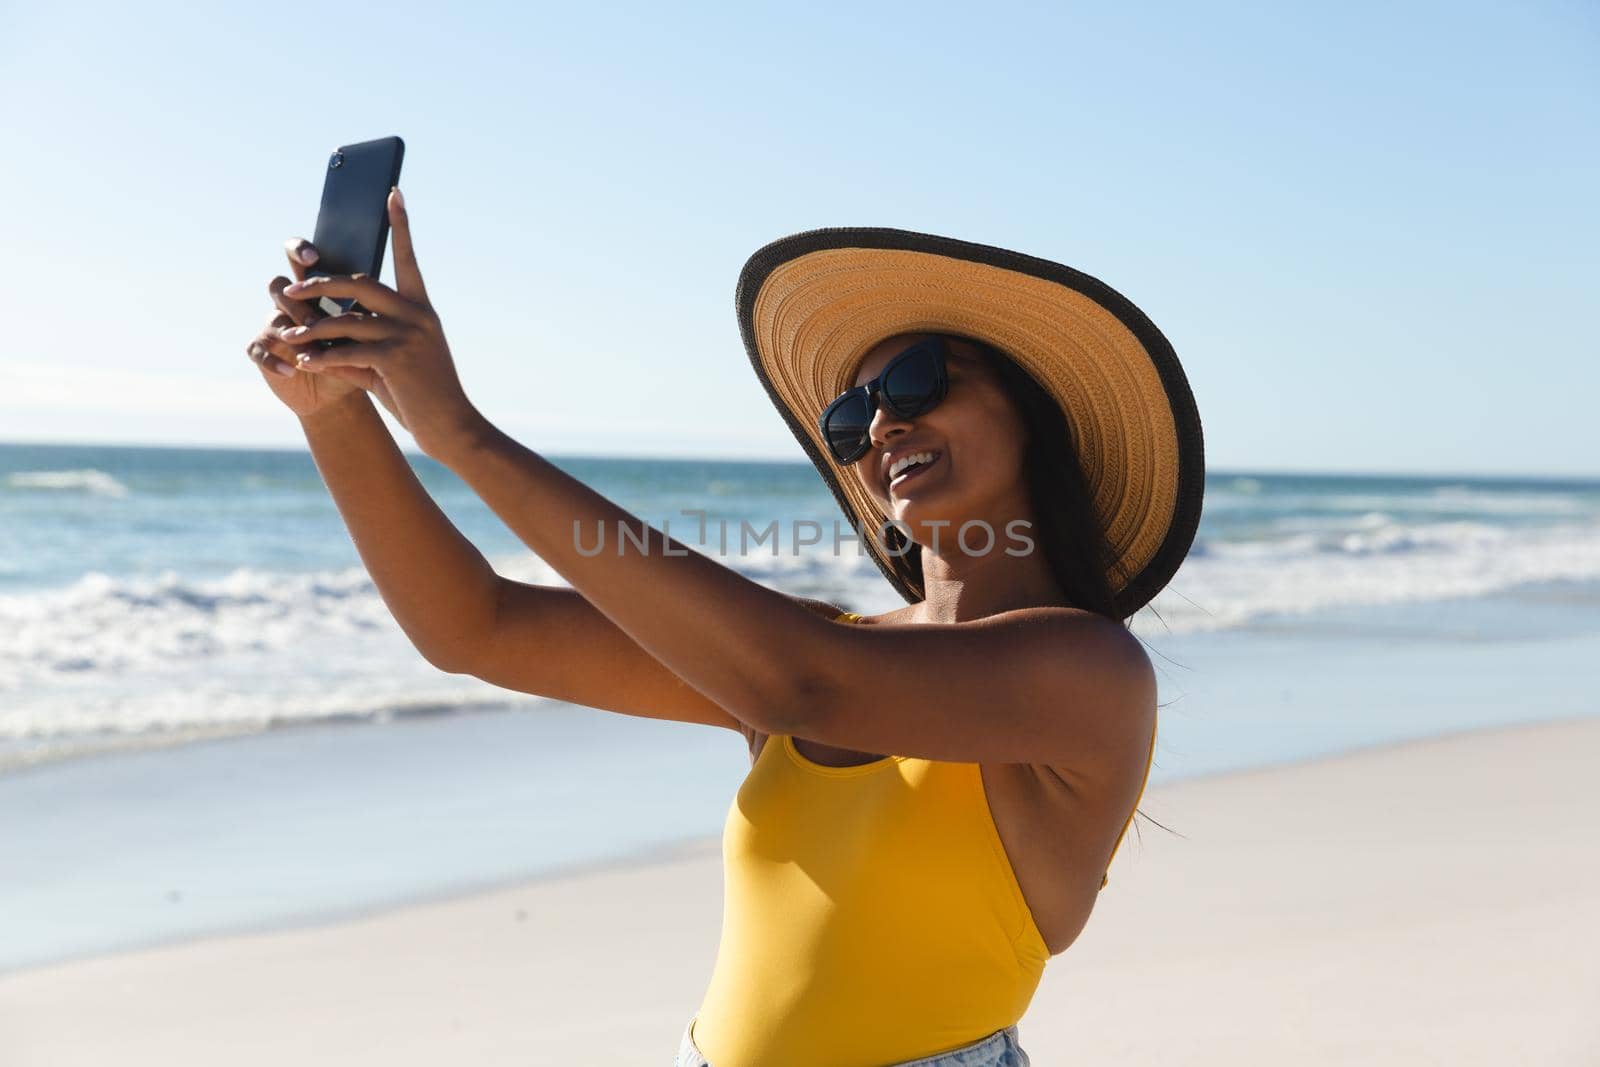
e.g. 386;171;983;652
2;1;1595;476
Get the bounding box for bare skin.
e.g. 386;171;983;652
748;335;1156;953
244;191;1157;956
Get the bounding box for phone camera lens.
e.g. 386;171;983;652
330;152;344;169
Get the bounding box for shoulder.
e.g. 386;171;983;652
990;607;1157;773
1000;606;1151;677
967;606;1150;680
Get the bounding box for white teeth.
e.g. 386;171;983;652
889;451;936;480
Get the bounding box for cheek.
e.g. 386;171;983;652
852;464;888;506
960;433;1030;507
945;395;1027;473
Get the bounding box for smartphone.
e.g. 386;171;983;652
307;136;405;347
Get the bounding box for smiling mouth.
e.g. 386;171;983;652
887;450;942;491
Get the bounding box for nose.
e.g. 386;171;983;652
866;394;915;452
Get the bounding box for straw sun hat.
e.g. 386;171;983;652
736;227;1205;620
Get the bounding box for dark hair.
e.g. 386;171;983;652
880;336;1127;627
877;335;1169;860
905;337;1175;863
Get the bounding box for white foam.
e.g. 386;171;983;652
6;513;1599;744
1134;519;1600;635
4;469;129;496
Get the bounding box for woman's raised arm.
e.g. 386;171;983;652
296;389;854;733
248;232;842;735
246;233;509;677
294;391;501;673
467;581;848;731
279;190;1152;769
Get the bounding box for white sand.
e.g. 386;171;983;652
3;717;1597;1066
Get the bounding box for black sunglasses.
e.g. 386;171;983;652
817;337;951;465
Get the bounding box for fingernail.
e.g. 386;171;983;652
283;325;308;339
272;359;296;377
392;186;404;210
299;246;318;265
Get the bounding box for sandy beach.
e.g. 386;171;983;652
6;2;1597;1062
4;715;1596;1066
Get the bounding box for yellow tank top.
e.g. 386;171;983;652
691;611;1155;1066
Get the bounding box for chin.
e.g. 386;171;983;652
886;494;970;542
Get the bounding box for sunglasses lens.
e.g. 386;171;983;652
822;393;874;463
882;343;945;417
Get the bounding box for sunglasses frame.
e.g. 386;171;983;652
817;337;951;465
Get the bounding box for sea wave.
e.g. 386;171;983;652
0;564;557;746
0;681;545;745
0;550;882;744
1140;519;1600;634
0;567;392;685
5;514;1599;743
4;469;129;496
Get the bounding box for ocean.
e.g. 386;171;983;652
5;441;1597;764
3;441;1598;971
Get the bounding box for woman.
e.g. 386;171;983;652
244;193;1205;1067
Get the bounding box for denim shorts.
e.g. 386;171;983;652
673;1015;1032;1067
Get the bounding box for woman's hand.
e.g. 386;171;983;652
244;239;373;418
274;188;490;460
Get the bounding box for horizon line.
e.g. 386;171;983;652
0;437;1594;485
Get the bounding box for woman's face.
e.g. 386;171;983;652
845;334;1032;548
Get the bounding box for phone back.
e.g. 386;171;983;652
309;136;405;315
